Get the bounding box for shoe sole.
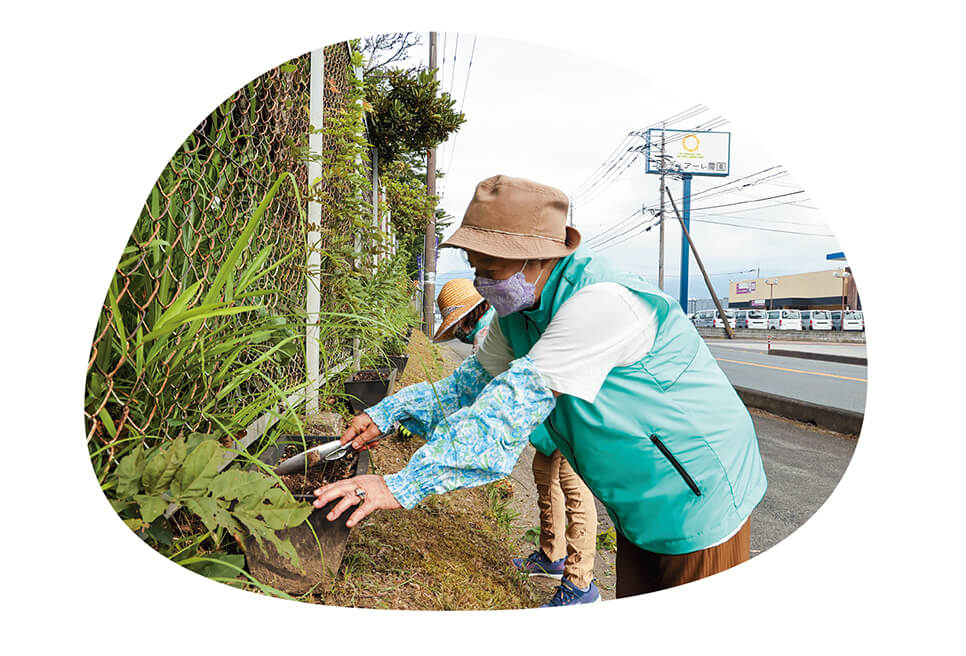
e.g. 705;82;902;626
527;572;564;580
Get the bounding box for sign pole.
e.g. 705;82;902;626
666;185;734;339
678;173;692;312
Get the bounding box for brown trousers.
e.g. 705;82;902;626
615;518;751;598
532;449;597;589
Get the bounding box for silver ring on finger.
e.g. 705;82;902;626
354;487;367;501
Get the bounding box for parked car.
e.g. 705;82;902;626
693;309;736;329
767;309;803;330
802;309;832;330
831;310;864;331
735;309;768;329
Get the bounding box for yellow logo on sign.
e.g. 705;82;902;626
683;134;700;152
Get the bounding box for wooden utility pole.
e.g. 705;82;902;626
422;32;438;337
666;187;734;339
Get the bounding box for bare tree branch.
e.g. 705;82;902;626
362;32;423;76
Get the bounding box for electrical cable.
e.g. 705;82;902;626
585;166;787;246
439;35;477;201
573;114;731;207
569;105;708;201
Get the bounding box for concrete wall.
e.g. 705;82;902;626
696;327;866;343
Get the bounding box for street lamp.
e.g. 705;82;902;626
833;271;851;330
764;279;779;310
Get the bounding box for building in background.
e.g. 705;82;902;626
727;268;860;310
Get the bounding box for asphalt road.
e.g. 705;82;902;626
705;341;867;413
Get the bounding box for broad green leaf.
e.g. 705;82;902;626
141;438;186;495
109;498;133;514
209;469;274;504
232;510;302;570
115;445;144;498
185;432;217;454
184;496;221;534
258;488;314;531
171;439;222;499
134;494;168;523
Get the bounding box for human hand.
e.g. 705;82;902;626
340;412;384;450
312;474;402;527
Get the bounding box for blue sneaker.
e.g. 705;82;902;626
511;549;566;579
541;577;601;607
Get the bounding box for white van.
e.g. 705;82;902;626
767;309;803;330
736;309;767;329
802;309;832;330
694;309;735;329
831;310;864;331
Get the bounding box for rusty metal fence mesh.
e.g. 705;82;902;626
86;43;370;454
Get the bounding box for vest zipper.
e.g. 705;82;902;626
649;435;702;496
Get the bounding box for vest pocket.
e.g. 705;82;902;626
650;435;702;496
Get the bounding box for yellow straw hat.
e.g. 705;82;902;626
433;278;486;342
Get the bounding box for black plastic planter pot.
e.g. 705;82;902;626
244;436;370;595
343;367;397;414
387;354;408;376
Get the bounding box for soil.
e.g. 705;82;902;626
278;444;359;496
352;370;389;382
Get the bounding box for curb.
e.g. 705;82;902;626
767;349;868;366
734;386;863;436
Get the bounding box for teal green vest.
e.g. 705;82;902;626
475;307;556;456
499;246;767;554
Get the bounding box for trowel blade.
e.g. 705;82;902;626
273;439;342;475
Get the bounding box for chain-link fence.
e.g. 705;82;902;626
86;42;379;457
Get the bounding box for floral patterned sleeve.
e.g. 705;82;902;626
383;355;556;509
364;354;493;438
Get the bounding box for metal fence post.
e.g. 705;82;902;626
305;47;325;414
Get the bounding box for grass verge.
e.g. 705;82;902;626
304;331;542;610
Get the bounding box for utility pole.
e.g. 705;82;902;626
834;271;850;330
658;125;666;291
765;279;779;310
666;187;734;339
422;31;438;338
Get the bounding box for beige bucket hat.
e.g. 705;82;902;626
433;278;486;342
440;175;581;259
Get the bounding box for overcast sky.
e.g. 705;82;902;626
381;33;843;302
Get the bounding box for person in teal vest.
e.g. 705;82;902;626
314;174;767;602
433;277;600;604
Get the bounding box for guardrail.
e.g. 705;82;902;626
696;327;866;343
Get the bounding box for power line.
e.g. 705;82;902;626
569;104;706;198
686;217;833;237
572;112;724;206
573;114;732;208
585;166;786;246
439;35;477;201
569;105;709;202
447;33;460;98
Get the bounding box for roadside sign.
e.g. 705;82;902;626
751;299;765;307
646;129;731;177
736;281;756;294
